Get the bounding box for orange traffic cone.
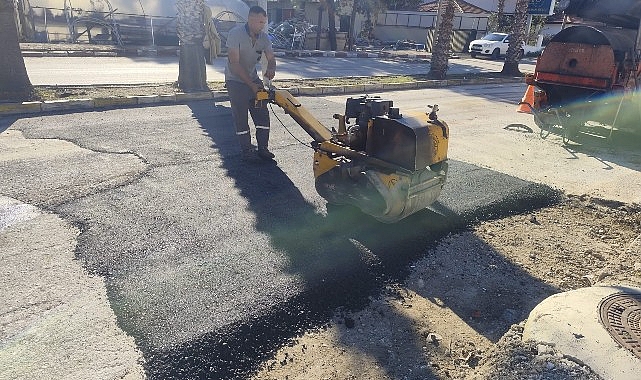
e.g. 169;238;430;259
517;85;535;113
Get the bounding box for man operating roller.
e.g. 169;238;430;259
225;5;276;161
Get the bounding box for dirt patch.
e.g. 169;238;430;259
251;196;641;380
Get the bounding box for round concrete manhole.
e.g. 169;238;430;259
599;292;641;359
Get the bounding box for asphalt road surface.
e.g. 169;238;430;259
22;55;537;85
0;83;572;379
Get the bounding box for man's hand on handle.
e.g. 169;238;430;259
264;67;275;80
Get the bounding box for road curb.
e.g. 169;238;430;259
0;77;525;117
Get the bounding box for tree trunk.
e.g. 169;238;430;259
428;0;455;80
496;0;506;32
178;44;207;91
501;0;528;76
0;0;33;101
316;3;324;50
347;0;357;51
327;0;337;51
176;0;207;92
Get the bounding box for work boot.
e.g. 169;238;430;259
241;148;259;162
257;148;275;160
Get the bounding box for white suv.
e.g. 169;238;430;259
469;32;524;60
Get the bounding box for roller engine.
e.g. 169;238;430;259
256;88;449;223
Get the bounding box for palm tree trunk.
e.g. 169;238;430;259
428;0;455;80
176;0;207;92
501;0;528;76
0;0;33;101
327;0;337;51
496;0;506;32
316;2;324;50
347;0;357;51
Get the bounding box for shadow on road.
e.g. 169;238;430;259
537;123;641;174
0;117;17;134
137;99;564;379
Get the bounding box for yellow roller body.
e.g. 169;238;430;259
314;112;449;223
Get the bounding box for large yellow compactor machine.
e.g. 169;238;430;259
256;87;449;223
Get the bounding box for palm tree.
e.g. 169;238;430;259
326;0;337;51
176;0;207;91
343;0;384;49
494;0;507;32
427;0;456;79
0;0;33;101
316;1;325;49
345;0;356;50
345;0;362;51
501;0;528;76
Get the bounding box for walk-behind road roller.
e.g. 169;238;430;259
520;0;641;142
255;87;449;223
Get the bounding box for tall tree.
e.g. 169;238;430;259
495;0;508;32
385;0;422;11
176;0;207;91
428;0;455;79
489;0;515;34
316;1;324;49
0;0;33;101
501;0;528;76
326;0;337;51
338;0;384;50
347;0;357;50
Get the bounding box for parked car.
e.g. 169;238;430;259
468;32;524;60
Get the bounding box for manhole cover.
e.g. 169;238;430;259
599;292;641;359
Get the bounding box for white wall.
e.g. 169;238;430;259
30;0;146;14
373;25;430;43
464;0;519;13
378;11;488;30
29;0;250;18
539;22;563;36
